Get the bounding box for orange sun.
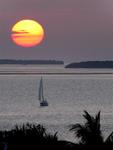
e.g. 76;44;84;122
11;19;45;47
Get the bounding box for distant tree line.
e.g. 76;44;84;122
65;61;113;68
0;59;64;65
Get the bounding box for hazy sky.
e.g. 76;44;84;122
0;0;113;63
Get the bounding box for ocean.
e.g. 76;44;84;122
0;67;113;142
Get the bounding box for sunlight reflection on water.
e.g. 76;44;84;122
0;73;112;141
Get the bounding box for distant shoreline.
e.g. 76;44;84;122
0;72;112;75
0;59;64;65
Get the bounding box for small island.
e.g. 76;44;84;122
65;61;113;68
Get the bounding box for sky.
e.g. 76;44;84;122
0;0;113;63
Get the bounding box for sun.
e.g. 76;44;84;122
11;19;45;47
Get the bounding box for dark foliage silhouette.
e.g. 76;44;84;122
69;111;104;146
0;123;59;150
0;123;75;150
1;111;113;150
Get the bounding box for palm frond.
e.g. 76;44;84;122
83;111;94;124
69;111;103;144
95;111;101;130
70;124;86;138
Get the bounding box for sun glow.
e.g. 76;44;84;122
11;19;45;47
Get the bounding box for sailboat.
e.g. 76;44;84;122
38;77;48;107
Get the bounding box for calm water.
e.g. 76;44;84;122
0;73;113;141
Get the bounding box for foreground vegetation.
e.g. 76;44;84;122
0;111;113;150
